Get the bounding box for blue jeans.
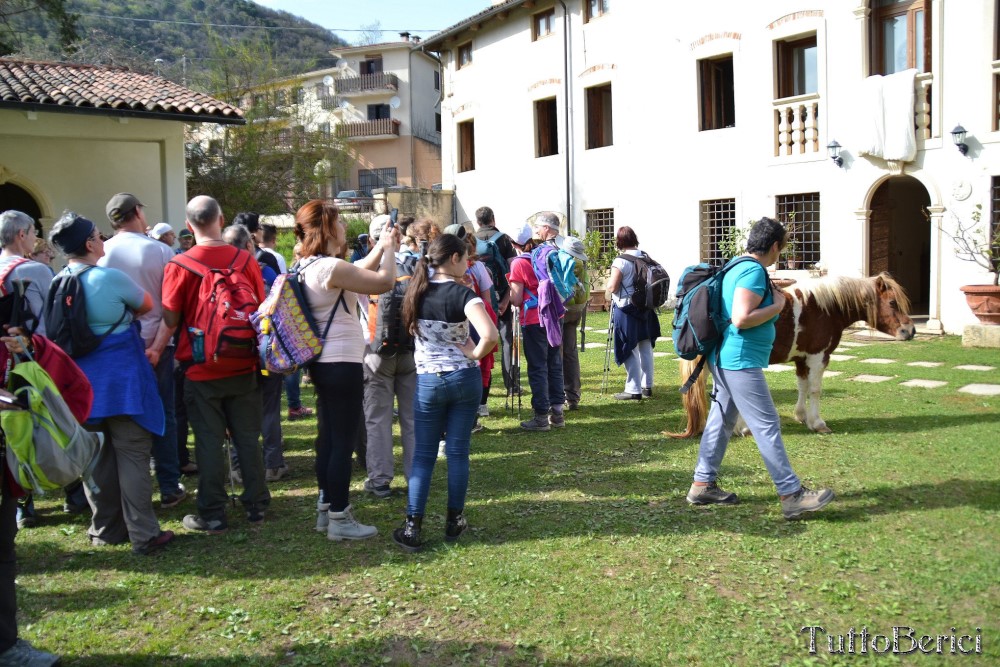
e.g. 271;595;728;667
693;364;800;496
151;345;181;496
285;370;302;410
521;323;564;415
407;366;480;517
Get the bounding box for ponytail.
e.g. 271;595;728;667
402;234;469;337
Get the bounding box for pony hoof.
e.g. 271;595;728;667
812;424;833;434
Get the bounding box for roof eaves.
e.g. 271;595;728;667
419;0;522;52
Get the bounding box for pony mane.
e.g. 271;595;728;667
793;272;910;326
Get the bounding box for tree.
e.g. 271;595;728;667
0;0;77;55
358;21;383;46
185;34;353;217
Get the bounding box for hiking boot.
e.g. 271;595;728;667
16;498;37;530
471;421;485;434
180;462;200;475
781;486;835;519
393;515;424;553
548;410;565;429
445;508;467;543
132;530;175;555
315;501;330;533
565;401;579;411
520;413;551;431
90;535;127;547
327;505;377;541
160;483;187;509
265;465;289;482
287;406;314;421
686;482;740;506
363;478;392;499
246;505;266;526
63;501;89;515
642;388;653;398
182;514;228;535
614;392;642;401
477;404;489;417
0;639;60;667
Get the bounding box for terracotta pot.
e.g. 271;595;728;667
959;284;1000;325
588;290;608;312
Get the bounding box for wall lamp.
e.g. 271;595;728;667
950;125;969;156
826;140;843;167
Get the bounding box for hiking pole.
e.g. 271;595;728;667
511;305;522;419
601;304;615;395
225;431;239;508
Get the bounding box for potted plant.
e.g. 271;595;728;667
582;230;615;311
718;224;749;261
940;203;1000;325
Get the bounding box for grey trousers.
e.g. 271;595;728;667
84;416;161;548
562;306;585;405
363;350;416;487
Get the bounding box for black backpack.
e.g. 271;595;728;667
475;230;510;309
672;256;769;392
619;252;671;311
43;266;128;358
0;258;39;335
367;254;419;356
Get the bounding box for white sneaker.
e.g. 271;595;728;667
477;404;489;417
438;439;446;458
327;505;377;541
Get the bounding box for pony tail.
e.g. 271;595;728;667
402;252;430;336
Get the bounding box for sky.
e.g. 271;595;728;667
253;1;495;44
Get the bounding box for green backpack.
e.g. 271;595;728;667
2;359;103;495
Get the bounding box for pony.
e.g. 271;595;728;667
669;272;915;437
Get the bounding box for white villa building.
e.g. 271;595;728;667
420;0;1000;334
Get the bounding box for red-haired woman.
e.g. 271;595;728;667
294;200;400;540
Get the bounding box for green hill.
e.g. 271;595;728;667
2;0;348;81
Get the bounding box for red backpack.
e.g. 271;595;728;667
170;248;260;364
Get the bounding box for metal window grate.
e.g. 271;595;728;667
700;199;736;264
776;192;821;267
585;208;615;256
992;176;1000;262
359;168;397;192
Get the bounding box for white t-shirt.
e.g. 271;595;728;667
262;247;287;274
611;249;642;308
300;256;365;363
98;231;174;346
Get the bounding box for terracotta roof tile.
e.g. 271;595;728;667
0;58;244;124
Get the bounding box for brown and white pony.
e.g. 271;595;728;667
669;273;915;438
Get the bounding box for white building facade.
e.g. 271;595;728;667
422;0;1000;334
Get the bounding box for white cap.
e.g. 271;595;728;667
151;222;174;239
504;221;534;246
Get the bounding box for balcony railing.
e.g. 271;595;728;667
773;93;820;157
914;72;933;141
336;118;401;140
335;72;399;95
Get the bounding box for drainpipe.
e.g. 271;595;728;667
408;45;416;188
557;0;572;231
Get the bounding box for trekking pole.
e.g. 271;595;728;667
579;298;589;352
511;305;522;419
601;304;615;395
225;431;239;507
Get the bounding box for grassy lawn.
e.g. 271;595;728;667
15;312;1000;665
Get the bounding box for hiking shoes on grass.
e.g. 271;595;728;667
781;486;835;519
520;414;551;431
160;484;187;509
287;406;314;421
182;515;228;535
0;639;60;667
265;465;289;482
613;392;642;401
133;530;175;555
363;479;392;499
687;482;740;506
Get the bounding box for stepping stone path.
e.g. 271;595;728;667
765;364;795;372
954;365;996;372
653;352;671;358
860;358;896;364
823;371;843;377
836;341;870;348
656;336;671;343
901;379;948;389
828;354;856;362
584;342;605;349
849;374;895;383
908;361;943;368
958;384;1000;396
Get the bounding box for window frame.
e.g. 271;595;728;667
775;35;817;99
872;0;930;75
585;83;613;149
585;0;609;23
533;8;556;41
700;198;736;265
698;54;735;131
458;119;476;172
776;192;822;268
534;97;559;158
585;209;615;258
457;43;473;69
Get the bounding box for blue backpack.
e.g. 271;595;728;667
672;256;769;392
475;230;510;311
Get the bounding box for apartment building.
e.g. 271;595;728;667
421;1;1000;334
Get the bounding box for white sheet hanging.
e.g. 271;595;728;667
855;69;917;162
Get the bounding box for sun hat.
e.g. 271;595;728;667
443;223;468;239
369;214;391;241
560;236;588;262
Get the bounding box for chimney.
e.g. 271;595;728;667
399;31;411;41
412;35;421;44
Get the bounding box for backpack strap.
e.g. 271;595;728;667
0;257;30;296
487;230;504;244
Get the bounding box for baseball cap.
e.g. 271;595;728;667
505;221;533;246
106;193;144;224
369;214;391;241
178;229;193;238
443;223;468;239
151;222;174;239
560;236;588;262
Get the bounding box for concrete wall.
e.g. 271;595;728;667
383;188;454;229
0;109;187;237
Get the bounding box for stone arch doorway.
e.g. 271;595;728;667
0;182;44;236
868;175;931;315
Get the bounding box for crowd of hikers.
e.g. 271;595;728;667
0;197;833;666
